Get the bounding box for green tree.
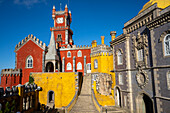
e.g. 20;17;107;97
29;74;34;84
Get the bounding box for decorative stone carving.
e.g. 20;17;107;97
132;31;148;68
136;68;149;89
96;73;112;95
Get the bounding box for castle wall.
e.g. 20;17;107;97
1;69;21;89
16;40;44;84
31;72;81;108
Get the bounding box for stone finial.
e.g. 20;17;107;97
53;5;55;9
18;42;21;46
40;41;42;46
33;36;36;41
43;43;46;48
69;10;71;14
28;34;30;38
36;38;39;43
110;31;116;41
25;37;28;41
21;39;24;44
31;34;33;38
65;4;68;8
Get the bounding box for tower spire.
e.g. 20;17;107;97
46;30;57;60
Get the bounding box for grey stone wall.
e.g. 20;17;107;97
153;23;170;66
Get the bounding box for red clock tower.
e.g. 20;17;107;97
51;5;73;48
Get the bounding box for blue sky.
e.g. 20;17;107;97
0;0;149;81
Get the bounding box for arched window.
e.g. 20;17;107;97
26;56;33;68
119;73;123;85
77;50;82;57
67;51;71;58
67;62;72;70
117;49;123;65
94;59;98;69
77;62;82;70
164;34;170;56
57;34;62;41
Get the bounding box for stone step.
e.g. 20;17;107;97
70;74;98;113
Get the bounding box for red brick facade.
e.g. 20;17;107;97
1;69;21;89
16;40;44;84
60;49;91;74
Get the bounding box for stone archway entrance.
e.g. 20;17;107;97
47;90;55;108
115;87;121;107
137;93;153;113
46;62;54;72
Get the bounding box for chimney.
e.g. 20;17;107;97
101;36;105;45
91;40;97;48
110;31;116;41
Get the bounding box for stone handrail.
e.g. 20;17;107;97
91;89;103;113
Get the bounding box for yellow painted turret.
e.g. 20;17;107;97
139;0;170;14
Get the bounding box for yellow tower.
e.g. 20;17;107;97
91;36;116;111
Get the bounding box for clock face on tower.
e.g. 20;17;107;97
57;17;64;24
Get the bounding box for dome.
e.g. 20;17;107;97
138;0;170;14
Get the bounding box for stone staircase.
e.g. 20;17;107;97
70;74;98;113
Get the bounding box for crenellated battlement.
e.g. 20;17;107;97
60;45;91;50
91;44;113;57
15;34;46;52
1;68;22;76
75;45;91;48
90;51;113;57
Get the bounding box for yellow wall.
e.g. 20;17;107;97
31;72;77;108
91;53;116;88
91;53;113;74
91;53;116;106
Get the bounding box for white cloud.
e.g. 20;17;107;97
14;0;46;8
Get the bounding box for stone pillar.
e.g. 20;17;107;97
62;57;65;72
84;56;86;76
73;56;75;72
